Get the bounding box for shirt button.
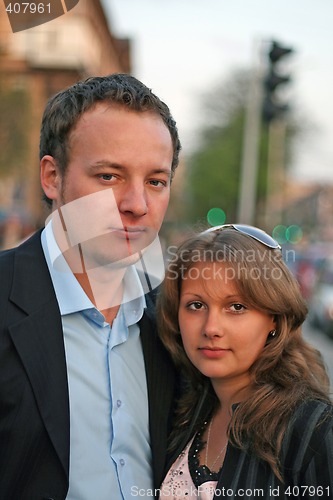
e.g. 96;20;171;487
116;399;122;408
120;459;125;466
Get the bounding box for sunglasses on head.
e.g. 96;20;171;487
201;224;282;251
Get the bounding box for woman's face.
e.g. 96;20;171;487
178;262;275;394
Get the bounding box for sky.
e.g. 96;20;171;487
102;0;333;183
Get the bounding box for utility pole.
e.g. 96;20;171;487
237;40;263;225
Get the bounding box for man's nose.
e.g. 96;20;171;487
118;183;148;217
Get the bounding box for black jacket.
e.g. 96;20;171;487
0;231;178;500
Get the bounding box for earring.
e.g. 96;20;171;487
269;329;276;337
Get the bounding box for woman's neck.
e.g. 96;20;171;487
211;376;252;410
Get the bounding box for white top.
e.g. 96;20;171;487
160;436;218;500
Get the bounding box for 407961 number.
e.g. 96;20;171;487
5;3;51;14
284;486;330;497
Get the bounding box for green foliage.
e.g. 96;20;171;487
183;69;251;225
185;110;244;224
181;68;299;226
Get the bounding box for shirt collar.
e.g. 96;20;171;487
41;220;146;318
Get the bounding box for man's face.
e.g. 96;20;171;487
44;103;173;269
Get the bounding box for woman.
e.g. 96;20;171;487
158;224;333;499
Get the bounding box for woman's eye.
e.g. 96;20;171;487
230;303;246;312
187;301;205;310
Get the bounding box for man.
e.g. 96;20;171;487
0;74;181;500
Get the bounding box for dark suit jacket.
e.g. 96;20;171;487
0;231;177;500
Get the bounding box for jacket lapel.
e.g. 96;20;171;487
140;296;177;489
8;231;70;479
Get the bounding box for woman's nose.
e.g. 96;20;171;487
202;311;224;338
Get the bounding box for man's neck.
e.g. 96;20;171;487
74;267;125;325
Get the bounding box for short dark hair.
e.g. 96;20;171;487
40;73;181;207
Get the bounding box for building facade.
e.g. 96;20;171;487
0;0;131;246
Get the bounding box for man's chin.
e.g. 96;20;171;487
54;228;158;273
99;251;142;270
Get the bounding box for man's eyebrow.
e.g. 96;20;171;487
150;168;172;176
88;162;172;176
88;162;123;170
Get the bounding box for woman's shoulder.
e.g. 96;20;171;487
290;399;333;428
282;399;333;473
287;399;333;442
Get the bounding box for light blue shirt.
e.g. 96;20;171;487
41;222;153;500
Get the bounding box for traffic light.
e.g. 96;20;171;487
262;41;294;123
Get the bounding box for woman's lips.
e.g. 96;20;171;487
199;347;230;359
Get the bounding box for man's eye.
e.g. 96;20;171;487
100;174;114;181
149;180;166;187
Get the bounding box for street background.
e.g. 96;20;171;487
303;321;333;390
0;0;332;391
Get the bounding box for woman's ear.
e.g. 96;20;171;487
268;315;277;339
40;155;61;205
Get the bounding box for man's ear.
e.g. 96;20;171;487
40;155;61;203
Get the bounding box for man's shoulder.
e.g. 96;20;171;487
0;230;43;258
0;230;45;287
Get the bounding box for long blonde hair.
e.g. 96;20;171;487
158;228;331;479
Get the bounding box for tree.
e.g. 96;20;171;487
182;68;300;227
182;69;251;225
186;108;245;225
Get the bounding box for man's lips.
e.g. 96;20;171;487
198;346;230;359
109;227;147;240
